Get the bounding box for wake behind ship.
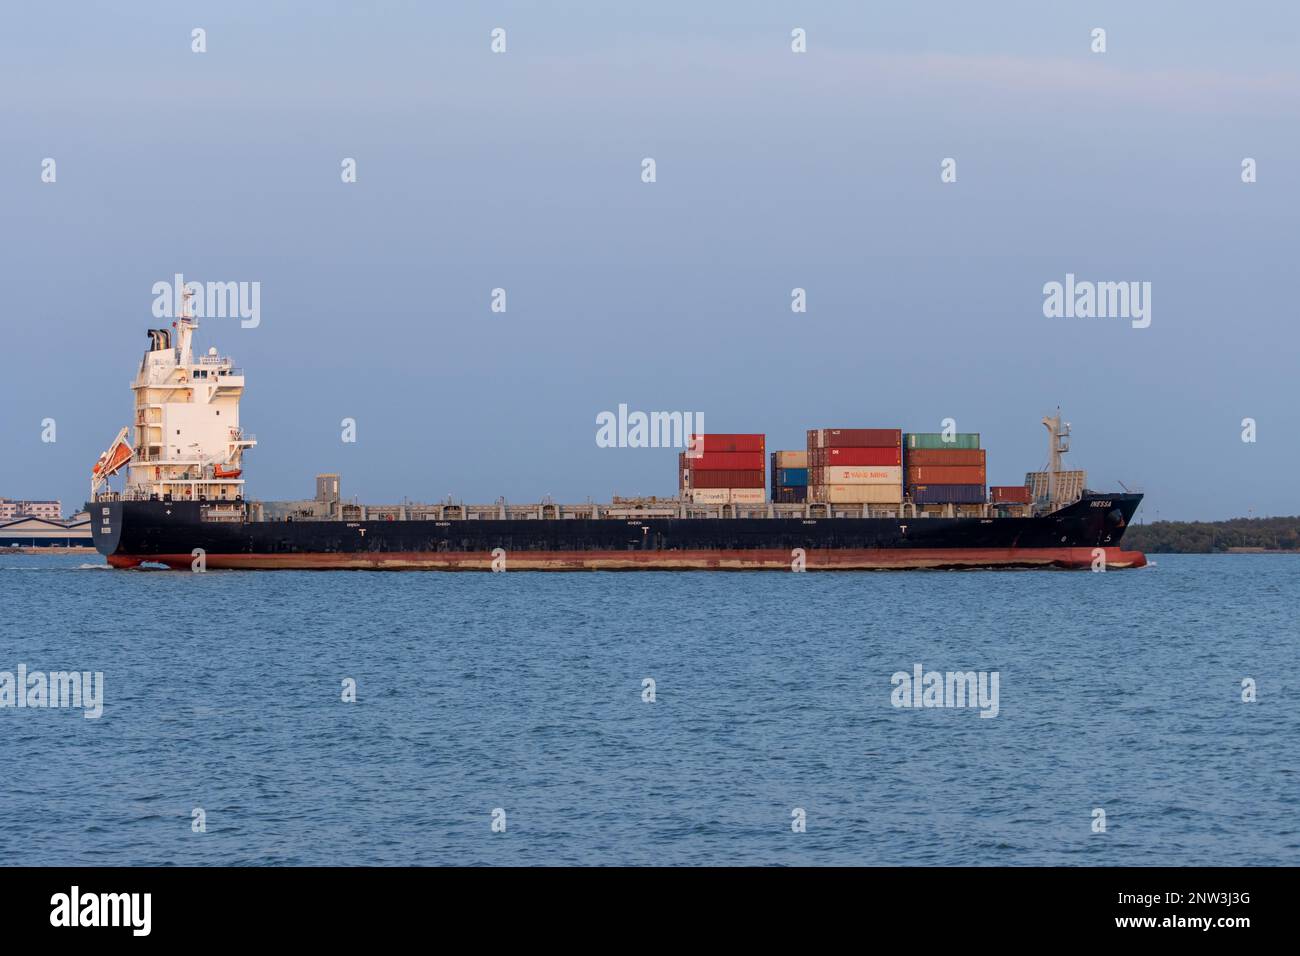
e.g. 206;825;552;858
87;309;1146;571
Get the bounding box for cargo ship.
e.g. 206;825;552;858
87;307;1146;570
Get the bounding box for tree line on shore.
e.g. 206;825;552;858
1123;516;1300;553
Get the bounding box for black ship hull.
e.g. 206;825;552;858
88;493;1146;570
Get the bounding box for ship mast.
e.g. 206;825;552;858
177;284;197;363
1041;408;1071;512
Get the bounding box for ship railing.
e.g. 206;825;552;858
93;489;156;502
236;499;1042;522
198;355;232;366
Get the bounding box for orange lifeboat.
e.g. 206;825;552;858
214;463;242;479
92;433;133;477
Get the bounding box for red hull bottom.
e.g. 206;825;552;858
107;547;1148;571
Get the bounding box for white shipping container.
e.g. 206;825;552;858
823;465;903;485
773;450;808;468
819;484;903;504
690;489;729;504
728;488;765;504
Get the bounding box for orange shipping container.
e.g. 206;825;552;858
904;448;986;467
905;465;987;485
991;485;1031;503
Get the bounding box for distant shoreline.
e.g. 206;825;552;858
0;546;97;555
1125;516;1300;555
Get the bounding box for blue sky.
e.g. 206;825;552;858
2;2;1297;520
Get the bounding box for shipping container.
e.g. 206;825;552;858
905;432;980;450
808;428;902;449
689;433;765;454
816;446;902;466
689;489;730;505
685;451;765;471
728;488;765;505
686;469;766;489
815;484;905;504
903;448;986;467
772;487;807;504
774;467;808;486
910;484;986;504
772;450;808;468
990;485;1031;504
905;465;987;485
821;465;903;485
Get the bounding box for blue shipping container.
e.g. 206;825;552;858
775;468;808;487
910;484;986;504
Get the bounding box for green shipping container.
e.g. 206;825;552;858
905;432;980;450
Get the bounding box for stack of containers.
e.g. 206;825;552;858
679;433;766;504
806;428;903;504
903;433;986;505
770;450;808;503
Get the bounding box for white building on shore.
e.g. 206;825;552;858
0;513;91;548
0;498;62;521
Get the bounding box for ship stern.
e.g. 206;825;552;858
86;500;127;564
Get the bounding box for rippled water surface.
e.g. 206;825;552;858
1;553;1295;865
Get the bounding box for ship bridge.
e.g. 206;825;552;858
91;287;255;503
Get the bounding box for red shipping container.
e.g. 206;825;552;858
824;446;902;466
686;469;766;489
991;485;1031;503
905;465;987;485
686;451;765;471
904;448;986;467
807;428;901;449
688;433;765;454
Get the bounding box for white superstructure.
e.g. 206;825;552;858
91;289;255;501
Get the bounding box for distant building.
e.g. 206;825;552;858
0;498;63;521
0;513;91;547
